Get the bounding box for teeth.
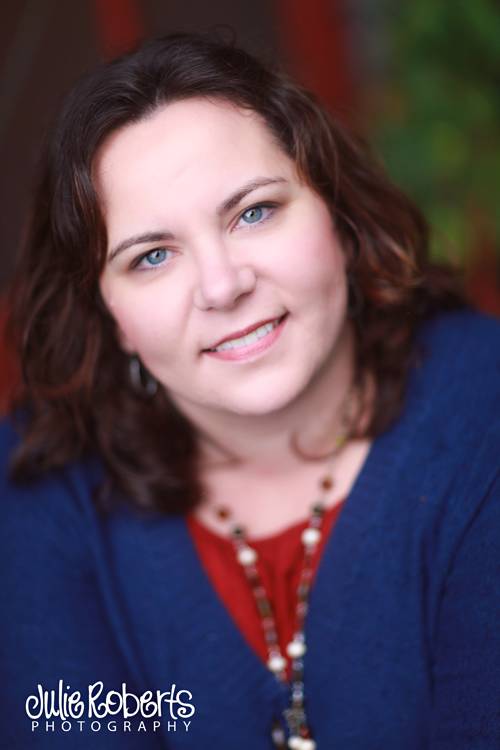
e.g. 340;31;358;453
210;318;281;352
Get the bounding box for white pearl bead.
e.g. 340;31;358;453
237;546;257;566
300;739;316;750
267;653;286;673
286;639;307;658
288;737;302;749
301;527;321;547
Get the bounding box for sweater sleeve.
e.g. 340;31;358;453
0;431;163;749
429;468;500;748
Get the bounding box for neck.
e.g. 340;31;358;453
171;320;362;477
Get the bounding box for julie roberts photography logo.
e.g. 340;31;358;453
25;680;195;735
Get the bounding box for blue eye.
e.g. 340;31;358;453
242;206;264;224
237;203;275;229
133;247;172;270
144;248;167;265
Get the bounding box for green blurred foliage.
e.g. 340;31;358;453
372;0;500;261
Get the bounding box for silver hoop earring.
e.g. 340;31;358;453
128;355;158;397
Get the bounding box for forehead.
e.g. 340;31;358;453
93;98;295;205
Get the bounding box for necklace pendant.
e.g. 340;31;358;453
288;737;317;750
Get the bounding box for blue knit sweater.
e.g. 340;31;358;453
1;309;499;750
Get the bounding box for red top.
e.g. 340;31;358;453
186;500;345;681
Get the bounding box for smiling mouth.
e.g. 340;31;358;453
204;314;287;353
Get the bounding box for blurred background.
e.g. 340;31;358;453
1;0;499;399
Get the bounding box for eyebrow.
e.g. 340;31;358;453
107;176;288;262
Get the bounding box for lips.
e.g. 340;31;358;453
203;314;286;351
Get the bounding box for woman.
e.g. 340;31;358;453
1;31;499;750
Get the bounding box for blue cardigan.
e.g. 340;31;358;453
1;309;499;750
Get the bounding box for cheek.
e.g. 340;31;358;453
101;283;182;357
282;219;346;301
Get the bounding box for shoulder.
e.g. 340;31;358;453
383;308;500;523
410;307;499;425
397;308;499;527
415;307;500;383
0;414;102;563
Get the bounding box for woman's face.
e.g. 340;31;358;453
97;97;349;418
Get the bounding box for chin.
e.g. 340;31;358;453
216;372;312;417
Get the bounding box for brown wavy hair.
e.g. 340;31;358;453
6;30;466;514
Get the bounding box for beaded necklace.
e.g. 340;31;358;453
211;437;347;750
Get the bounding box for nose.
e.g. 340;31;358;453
193;242;256;311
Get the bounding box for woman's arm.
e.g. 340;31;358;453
0;421;164;749
430;468;500;748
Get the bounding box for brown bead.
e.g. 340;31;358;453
320;475;334;491
257;598;272;617
216;505;230;519
297;582;309;600
246;567;259;583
